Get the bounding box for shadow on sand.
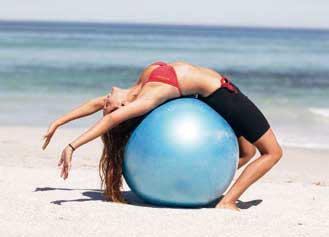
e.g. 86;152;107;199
34;187;262;209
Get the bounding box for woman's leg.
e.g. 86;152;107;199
217;128;283;210
238;136;256;169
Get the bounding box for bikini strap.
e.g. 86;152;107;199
220;76;238;94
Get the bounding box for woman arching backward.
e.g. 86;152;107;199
42;61;282;211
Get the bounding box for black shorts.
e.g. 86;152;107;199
199;83;270;143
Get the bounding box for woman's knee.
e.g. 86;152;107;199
241;146;256;160
249;146;257;158
266;146;283;164
254;128;283;163
274;145;283;161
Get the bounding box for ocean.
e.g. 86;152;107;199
0;20;328;149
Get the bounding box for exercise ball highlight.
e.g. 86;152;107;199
123;98;238;207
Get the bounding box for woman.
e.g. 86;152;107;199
42;61;282;211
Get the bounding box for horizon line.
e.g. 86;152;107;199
0;18;328;32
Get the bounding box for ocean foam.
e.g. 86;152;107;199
280;141;329;150
277;132;329;150
309;107;329;118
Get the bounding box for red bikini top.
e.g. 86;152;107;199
143;61;183;96
143;61;236;96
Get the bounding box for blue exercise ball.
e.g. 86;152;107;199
123;98;239;207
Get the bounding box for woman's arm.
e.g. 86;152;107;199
60;65;149;126
58;97;158;180
54;95;107;126
42;95;107;150
69;97;157;150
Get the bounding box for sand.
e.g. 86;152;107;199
1;126;328;236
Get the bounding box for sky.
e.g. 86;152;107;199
0;0;328;29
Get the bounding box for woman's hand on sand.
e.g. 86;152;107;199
58;146;73;180
42;121;59;150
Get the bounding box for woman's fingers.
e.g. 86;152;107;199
59;150;71;180
42;138;50;150
61;163;70;180
43;132;49;139
42;133;53;149
61;165;67;179
42;129;55;150
60;166;64;178
60;163;67;178
64;166;69;179
58;157;63;167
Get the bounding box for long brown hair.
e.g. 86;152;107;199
99;116;145;203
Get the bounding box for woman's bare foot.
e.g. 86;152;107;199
215;201;240;211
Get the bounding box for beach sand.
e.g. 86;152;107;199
1;126;328;236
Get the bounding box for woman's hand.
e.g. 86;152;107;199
58;146;73;180
42;121;60;150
